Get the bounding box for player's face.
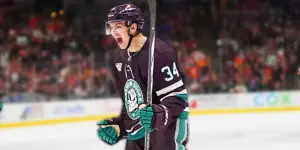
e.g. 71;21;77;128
109;22;130;49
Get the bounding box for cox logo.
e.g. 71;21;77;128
253;93;291;107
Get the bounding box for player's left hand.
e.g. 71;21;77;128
138;104;168;129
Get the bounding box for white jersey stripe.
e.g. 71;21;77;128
156;80;184;96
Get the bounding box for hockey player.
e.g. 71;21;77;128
96;4;189;150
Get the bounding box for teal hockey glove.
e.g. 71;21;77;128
138;105;154;128
0;101;2;112
97;120;121;145
138;104;169;129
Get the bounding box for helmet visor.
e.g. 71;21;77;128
105;20;131;35
105;22;112;35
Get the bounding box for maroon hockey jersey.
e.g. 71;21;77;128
107;38;189;141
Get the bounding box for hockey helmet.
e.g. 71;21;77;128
106;4;144;35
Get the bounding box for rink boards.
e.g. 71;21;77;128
1;91;300;129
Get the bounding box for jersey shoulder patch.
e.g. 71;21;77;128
115;63;122;72
112;49;127;71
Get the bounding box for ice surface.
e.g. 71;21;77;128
1;112;300;150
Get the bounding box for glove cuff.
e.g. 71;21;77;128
97;120;108;125
152;104;169;129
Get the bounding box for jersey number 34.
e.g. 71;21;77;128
161;62;179;82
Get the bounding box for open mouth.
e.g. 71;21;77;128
116;37;123;45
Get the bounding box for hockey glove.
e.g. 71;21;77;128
138;104;169;129
97;120;121;145
0;101;2;112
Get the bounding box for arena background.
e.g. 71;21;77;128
1;0;300;149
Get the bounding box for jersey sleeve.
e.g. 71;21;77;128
105;105;127;138
140;40;189;127
105;65;127;138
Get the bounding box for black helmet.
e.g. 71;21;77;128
106;4;144;35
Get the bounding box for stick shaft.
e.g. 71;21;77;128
145;0;156;149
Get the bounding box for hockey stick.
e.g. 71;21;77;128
145;0;156;149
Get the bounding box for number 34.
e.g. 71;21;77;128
161;62;179;81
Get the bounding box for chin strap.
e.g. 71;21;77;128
126;27;140;49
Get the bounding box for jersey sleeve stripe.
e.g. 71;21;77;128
160;89;188;102
175;118;188;150
156;80;184;96
175;94;188;102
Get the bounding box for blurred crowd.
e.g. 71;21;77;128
182;0;300;93
0;0;300;102
0;3;116;101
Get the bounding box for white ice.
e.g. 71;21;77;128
1;112;300;150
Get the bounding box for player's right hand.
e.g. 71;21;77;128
0;101;3;112
97;120;121;145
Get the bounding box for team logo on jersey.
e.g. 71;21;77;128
124;79;144;120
